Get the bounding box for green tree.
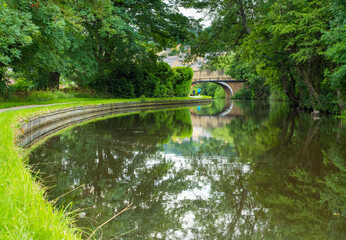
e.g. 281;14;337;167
2;0;191;96
181;0;344;113
322;0;346;112
226;52;269;100
0;0;38;92
173;66;193;97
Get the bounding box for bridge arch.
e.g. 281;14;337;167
191;81;234;100
191;70;244;99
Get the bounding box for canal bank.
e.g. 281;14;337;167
0;97;211;240
26;99;346;239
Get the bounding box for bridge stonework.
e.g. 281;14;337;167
191;70;244;99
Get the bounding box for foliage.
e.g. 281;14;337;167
181;0;345;113
214;86;226;98
139;94;147;102
172;67;193;97
0;89;98;103
92;60;179;98
11;77;34;91
226;53;269;100
142;61;175;98
0;0;38;85
0;0;191;96
168;48;181;56
321;0;346;113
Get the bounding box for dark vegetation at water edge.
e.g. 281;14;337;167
179;0;345;116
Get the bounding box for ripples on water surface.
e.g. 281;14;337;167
29;100;346;239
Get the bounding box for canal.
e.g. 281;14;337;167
29;100;346;239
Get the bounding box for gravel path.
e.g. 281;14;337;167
0;96;205;113
0;102;77;113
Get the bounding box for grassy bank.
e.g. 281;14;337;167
0;108;82;239
0;96;210;109
0;97;210;239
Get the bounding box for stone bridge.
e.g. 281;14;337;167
190;101;244;128
192;70;245;99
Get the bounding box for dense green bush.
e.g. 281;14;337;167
214;86;226;98
12;78;34;91
172;67;193;97
143;62;175;98
89;61;181;98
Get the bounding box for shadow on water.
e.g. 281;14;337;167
29;101;346;239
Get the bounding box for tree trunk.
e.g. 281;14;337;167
337;89;344;110
49;72;60;90
0;66;5;84
297;65;323;109
236;0;251;34
281;64;299;106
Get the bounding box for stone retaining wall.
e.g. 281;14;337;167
18;99;211;148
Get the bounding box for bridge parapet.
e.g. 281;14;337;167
192;70;234;82
191;70;244;98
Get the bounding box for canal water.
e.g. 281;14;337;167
29;100;346;239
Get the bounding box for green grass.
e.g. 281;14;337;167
0;96;211;109
0;89;104;109
0;97;211;239
0;110;81;239
0;98;98;109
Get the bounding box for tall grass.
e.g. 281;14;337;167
0;88;107;103
27;90;76;101
0;110;81;239
0;89;107;109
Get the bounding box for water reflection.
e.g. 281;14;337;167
29;100;346;239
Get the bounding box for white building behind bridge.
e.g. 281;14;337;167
161;53;207;71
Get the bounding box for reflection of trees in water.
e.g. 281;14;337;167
222;111;346;239
166;109;346;239
321;122;346;239
30;110;194;239
29;106;346;239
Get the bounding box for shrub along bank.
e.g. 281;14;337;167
90;64;193;98
0;97;211;239
2;64;194;103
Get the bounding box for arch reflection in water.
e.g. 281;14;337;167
29;101;346;239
